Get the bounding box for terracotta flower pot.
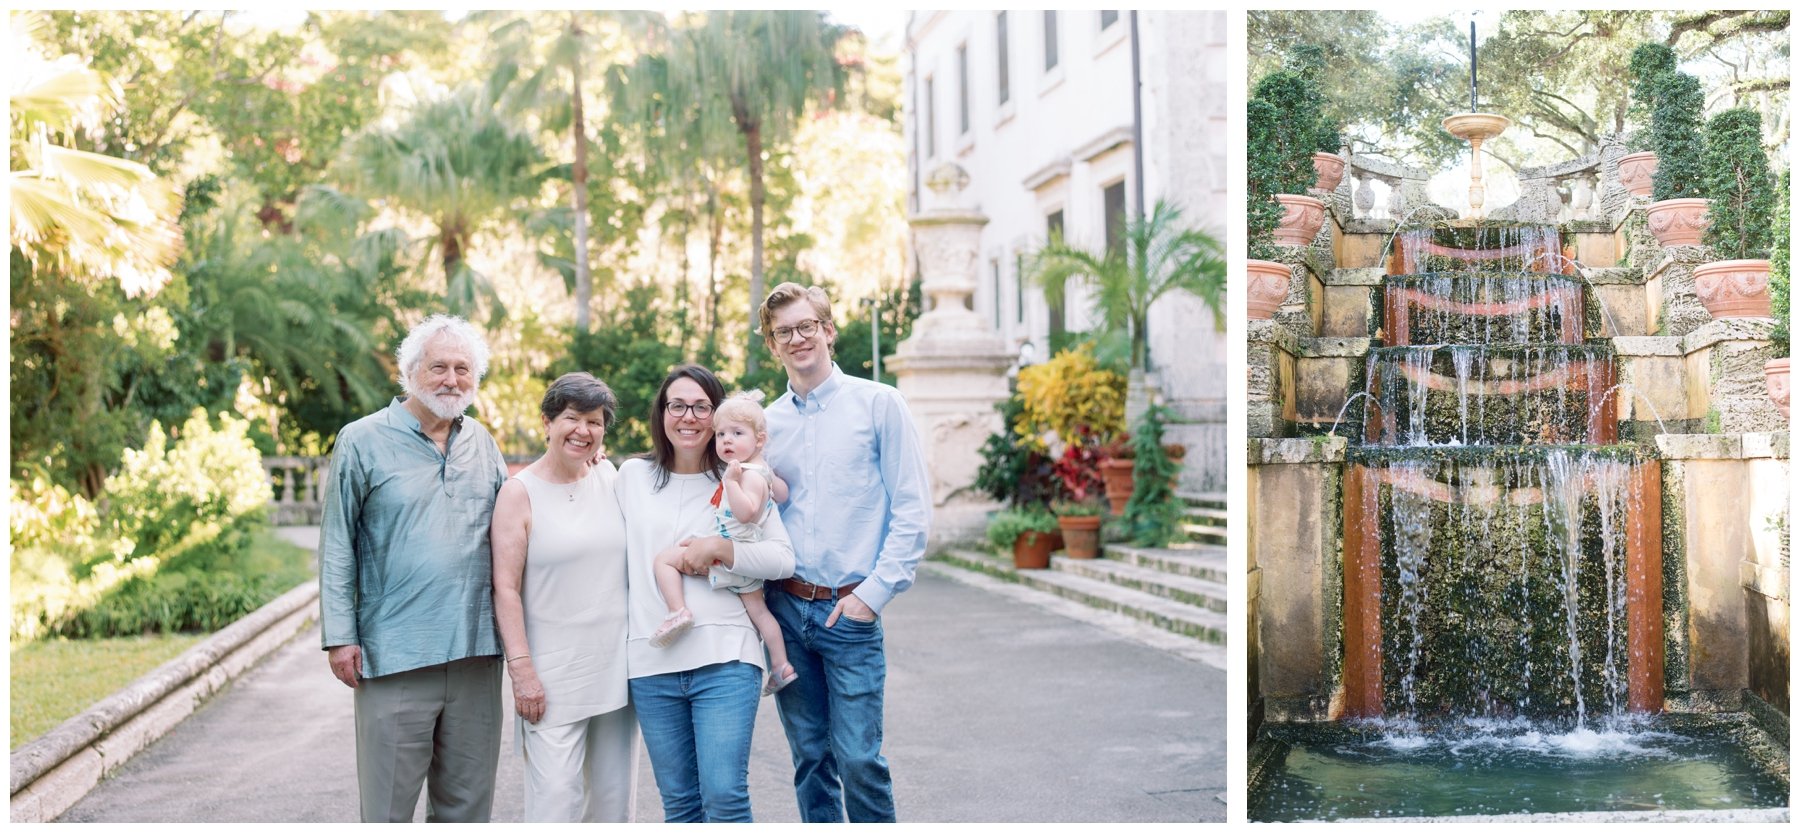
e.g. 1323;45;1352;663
1056;514;1102;559
1012;530;1055;570
1692;259;1773;319
1618;151;1658;198
1645;197;1711;247
1099;458;1135;516
1246;259;1291;320
1272;194;1326;247
1311;152;1346;194
1766;358;1790;420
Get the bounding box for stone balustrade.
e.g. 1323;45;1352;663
261;456;328;526
1340;154;1433;223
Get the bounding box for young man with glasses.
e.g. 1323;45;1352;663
756;282;931;822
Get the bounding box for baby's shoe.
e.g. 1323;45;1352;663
649;608;694;648
764;663;798;696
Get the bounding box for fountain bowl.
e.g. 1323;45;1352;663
1442;112;1512;141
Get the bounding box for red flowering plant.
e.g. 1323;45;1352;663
1050;426;1108;516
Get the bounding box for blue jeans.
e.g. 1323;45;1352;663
629;661;762;822
767;590;896;822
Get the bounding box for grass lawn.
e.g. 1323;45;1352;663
11;633;207;749
10;526;316;749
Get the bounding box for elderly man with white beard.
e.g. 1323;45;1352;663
318;314;511;822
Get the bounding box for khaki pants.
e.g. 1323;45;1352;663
521;704;640;822
354;656;502;822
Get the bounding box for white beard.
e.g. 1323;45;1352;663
405;377;478;420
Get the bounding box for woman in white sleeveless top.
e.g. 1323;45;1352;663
491;373;637;822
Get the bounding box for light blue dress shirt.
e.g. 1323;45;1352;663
764;364;932;614
318;397;508;677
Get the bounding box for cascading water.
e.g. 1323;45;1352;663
1345;222;1657;727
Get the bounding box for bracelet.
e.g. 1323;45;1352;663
506;654;531;663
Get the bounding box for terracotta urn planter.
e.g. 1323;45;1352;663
1055;515;1103;559
1246;259;1291;320
1012;530;1055;570
1645;197;1711;247
1618;151;1658;198
1099;458;1135;516
1766;358;1790;419
1692;259;1773;319
1311;152;1346;195
1272;194;1326;247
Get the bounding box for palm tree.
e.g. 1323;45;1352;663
9;11;182;296
664;11;848;373
1028;199;1226;421
337;76;548;318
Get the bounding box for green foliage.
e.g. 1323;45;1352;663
53;536;311;638
1627;42;1677;141
1050;497;1107;518
1250;70;1322;196
1245;98;1285;261
12;410;274;642
985;508;1060;551
1123;404;1184;548
1700;108;1776;260
1771;171;1790;359
974;386;1060;510
1649;71;1705;201
555;281;688;457
832;278;921;387
1285;44;1342;152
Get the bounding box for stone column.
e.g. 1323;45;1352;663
890;163;1016;546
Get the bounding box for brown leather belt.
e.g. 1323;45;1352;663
776;578;861;601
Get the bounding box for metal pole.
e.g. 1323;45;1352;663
1469;17;1478;112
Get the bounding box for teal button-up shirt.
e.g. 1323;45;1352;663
318;397;508;678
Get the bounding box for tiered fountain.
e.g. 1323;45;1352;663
1246;26;1788;818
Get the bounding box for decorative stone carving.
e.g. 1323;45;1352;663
892;162;1016;546
1246;259;1292;320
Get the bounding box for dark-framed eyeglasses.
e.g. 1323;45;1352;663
772;319;823;342
665;401;714;419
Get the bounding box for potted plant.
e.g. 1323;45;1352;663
1050;431;1107;558
1767;170;1790;418
975;387;1065;550
1619;42;1677;197
1246;94;1306;320
1121;404;1187;547
1097;435;1135;516
986;507;1060;569
1645;70;1709;247
1286;44;1346;195
1693;107;1776;318
1027;200;1224;425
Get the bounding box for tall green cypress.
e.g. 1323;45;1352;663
1649;72;1705;201
1700;107;1775;260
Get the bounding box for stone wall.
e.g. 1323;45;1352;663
1249;437;1347;722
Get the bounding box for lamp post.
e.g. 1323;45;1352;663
860;296;881;381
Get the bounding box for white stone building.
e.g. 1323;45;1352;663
902;10;1228;491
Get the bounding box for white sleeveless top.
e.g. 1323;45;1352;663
514;462;629;731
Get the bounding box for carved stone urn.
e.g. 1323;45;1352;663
1618;151;1658;198
1692;259;1773;319
1645;197;1711;247
1246;259;1291;320
1311;152;1346;195
1272;194;1326;247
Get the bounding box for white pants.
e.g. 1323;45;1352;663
521;704;641;822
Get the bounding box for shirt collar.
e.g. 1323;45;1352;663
787;363;845;411
386;395;463;435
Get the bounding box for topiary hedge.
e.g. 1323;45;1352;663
1700;107;1776;261
1649;71;1705;201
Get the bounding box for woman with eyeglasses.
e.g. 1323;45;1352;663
615;364;795;822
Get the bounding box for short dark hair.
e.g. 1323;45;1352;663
539;372;616;428
647;364;726;490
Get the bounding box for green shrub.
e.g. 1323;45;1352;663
1700;107;1776;261
1246;97;1285;261
1773;171;1790;359
1123;404;1184;548
974;387;1061;509
1649;72;1705;201
985;508;1059;551
52;528;314;638
1626;42;1678;150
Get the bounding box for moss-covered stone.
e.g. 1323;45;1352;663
1366;345;1619;445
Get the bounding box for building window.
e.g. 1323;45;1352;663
1046;209;1065;341
1014;254;1026;323
996;12;1010;106
924;76;936;158
1103;181;1128;258
1043;12;1059;72
1100;10;1119;30
991;259;1003;329
957;44;970;136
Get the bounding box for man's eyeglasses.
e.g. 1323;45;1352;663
665;401;713;419
771;319;823;342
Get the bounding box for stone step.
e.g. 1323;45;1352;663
1184;506;1229;526
1183;525;1227;547
1102;543;1228;584
934;548;1227;645
1179;490;1226;510
1053;555;1228;612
